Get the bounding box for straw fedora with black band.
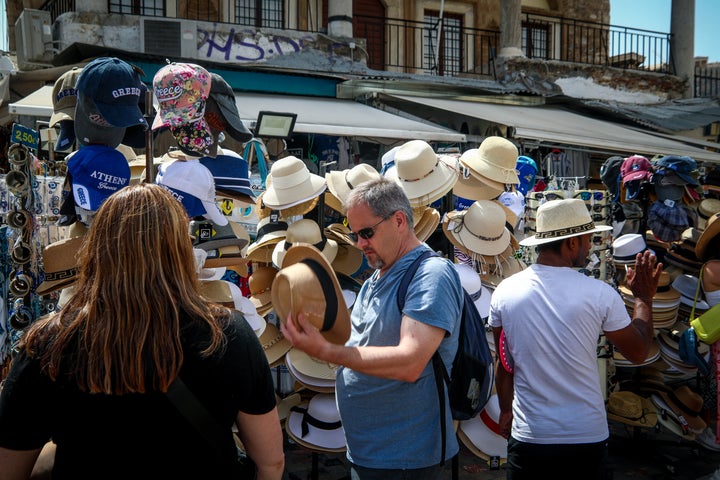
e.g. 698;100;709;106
271;243;350;345
520;198;613;247
272;219;338;269
696;212;720;261
36;235;85;295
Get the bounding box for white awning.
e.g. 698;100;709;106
8;85;53;117
386;94;720;163
234;93;466;143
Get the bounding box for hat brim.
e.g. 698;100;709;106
443;210;511;256
272;243;350;345
75;97;126;149
262;173;327;210
519;223;612;247
607;395;658;428
258;322;292;366
286;403;346;452
386;160;457;207
696;213;720;261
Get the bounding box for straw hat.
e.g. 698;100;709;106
698;198;720;230
520;199;612;247
324;191;344;214
443;200;511;256
606;391;658;428
272;219;338;269
258;321;292;368
323;223;356;246
414;206;441;243
272;243;351;345
454;148;505;201
457;395;507;464
246;216;288;263
262;156;327;209
460;136;520;186
37;235;85;295
248;266;278;314
203;247;249;270
696;212;720;261
325;163;381;214
385;140;457;207
285;349;336;394
654;385;707;434
285;393;346;452
331;243;363;276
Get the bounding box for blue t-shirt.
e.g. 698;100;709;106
336;245;463;469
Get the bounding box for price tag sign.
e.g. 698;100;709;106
11;123;39;150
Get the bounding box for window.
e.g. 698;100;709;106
109;0;164;16
424;11;463;76
522;22;549;59
236;0;284;28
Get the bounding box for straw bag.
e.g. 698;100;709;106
689;263;720;345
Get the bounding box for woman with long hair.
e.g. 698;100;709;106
0;183;284;480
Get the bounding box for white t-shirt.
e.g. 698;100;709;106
489;263;630;444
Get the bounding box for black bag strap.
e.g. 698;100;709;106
166;377;227;453
397;249;451;467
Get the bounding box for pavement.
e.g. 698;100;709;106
281;420;720;480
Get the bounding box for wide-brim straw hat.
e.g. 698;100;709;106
324;223;356;246
457;394;507;463
461;136;520;186
258;322;292;368
324;191;344;214
286;393;346;452
285;350;336;393
520;198;612;247
246;217;288;262
385;140;457;207
249;265;278;312
286;347;338;382
202;247;249;270
455;148;505;200
414;206;441;243
696;212;720;261
37;235;85;295
272;219;338;269
271;243;350;345
698;198;720;230
443;200;512;256
325;163;381;213
606;391;658;428
262;156;327;209
331;243;363;276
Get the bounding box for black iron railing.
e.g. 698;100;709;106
695;66;720;98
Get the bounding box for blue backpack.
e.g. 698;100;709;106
398;250;494;464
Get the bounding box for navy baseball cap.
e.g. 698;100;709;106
67;145;131;211
54;119;76;152
75;57;148;129
199;149;255;204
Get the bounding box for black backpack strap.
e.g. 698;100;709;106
397;249;450;467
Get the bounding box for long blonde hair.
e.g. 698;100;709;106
22;183;229;394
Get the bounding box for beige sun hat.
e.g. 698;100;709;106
258;321;292;368
248;265;278;314
443;200;512;256
36;235;85;295
272;219;338;269
285;348;337;393
262;156;327;209
414;206;441;243
246;216;288;263
460;137;520;186
520;198;613;247
454;148;505;201
385;139;457;207
326;163;382;214
271;243;351;345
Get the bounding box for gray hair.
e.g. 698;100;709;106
344;178;415;230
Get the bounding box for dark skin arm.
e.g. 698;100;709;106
605;250;662;364
492;327;514;439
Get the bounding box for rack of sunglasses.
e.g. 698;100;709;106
522;189;615;283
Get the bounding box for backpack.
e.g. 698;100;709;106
398;250;494;464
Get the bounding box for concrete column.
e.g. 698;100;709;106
327;0;353;38
670;0;695;98
499;0;524;58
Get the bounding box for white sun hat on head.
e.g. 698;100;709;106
519;198;612;247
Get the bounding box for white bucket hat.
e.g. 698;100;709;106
385;140;457;207
460;137;520;186
286;393;346;452
443;200;512;256
520;198;612;247
262;156;327;209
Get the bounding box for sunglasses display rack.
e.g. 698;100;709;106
522;189;615;283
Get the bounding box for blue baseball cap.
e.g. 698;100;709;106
54;120;76;152
199;150;255;203
654;155;699;186
67;145;131;211
75;57;148;129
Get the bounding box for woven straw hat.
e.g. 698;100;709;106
248;266;278;314
37;235;85;295
246;216;288;263
385;140;457;207
271;243;350;345
258;321;291;368
460;137;520;186
520;198;612;246
606;391;658;428
262;156;327;209
443;200;511;256
272;219;338;269
325;163;381;214
414;206;441;243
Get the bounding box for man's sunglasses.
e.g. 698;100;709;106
348;213;394;242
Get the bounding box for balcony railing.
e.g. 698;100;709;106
695;66;720;98
39;1;674;77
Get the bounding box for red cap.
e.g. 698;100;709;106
621;155;652;184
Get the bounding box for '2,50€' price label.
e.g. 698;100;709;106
11;123;39;150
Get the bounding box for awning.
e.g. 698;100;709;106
385;94;720;163
234;93;466;143
8;85;53;117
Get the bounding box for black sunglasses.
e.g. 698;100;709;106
349;213;394;242
534;192;564;201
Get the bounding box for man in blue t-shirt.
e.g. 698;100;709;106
282;178;463;479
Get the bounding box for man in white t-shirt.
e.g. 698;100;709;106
489;199;661;479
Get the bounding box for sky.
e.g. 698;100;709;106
610;0;719;63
